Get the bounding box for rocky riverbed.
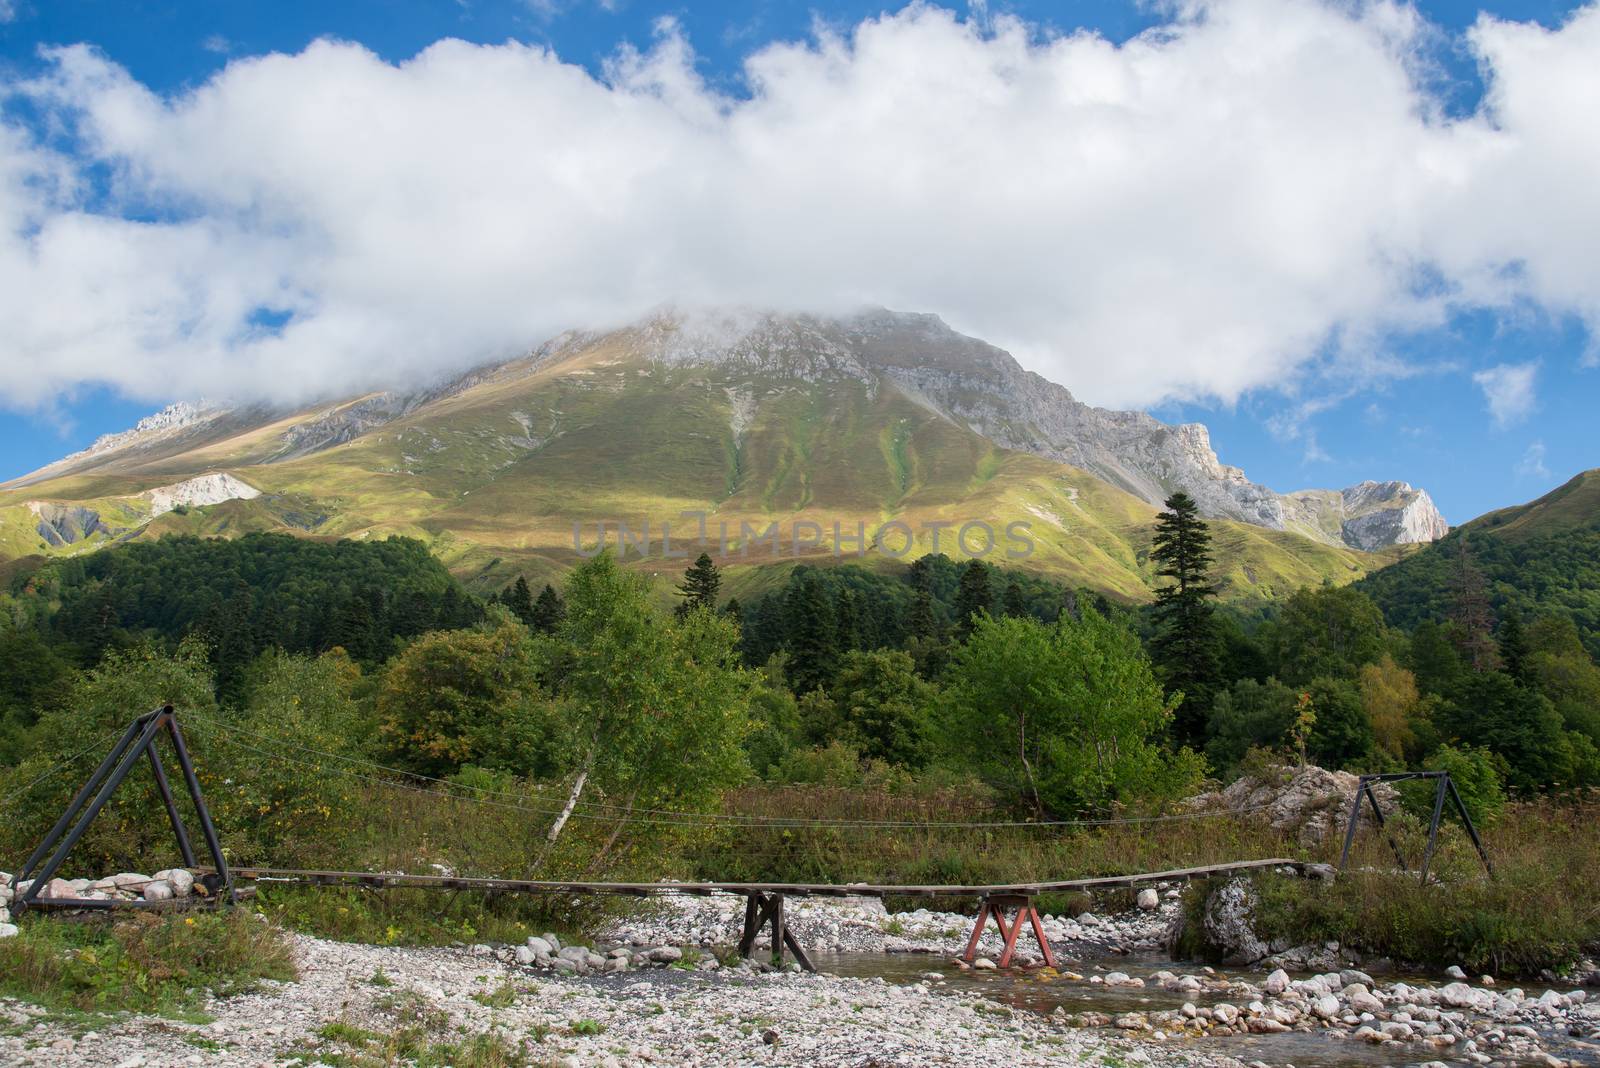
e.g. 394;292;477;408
6;872;1599;1066
0;927;1244;1068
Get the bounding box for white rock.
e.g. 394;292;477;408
142;880;173;902
1446;965;1468;980
154;870;195;897
525;936;554;957
0;923;17;939
1264;969;1290;995
1136;888;1160;911
1313;994;1341;1020
514;946;538;966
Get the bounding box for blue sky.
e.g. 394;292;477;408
1;0;1595;524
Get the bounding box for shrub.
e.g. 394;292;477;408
0;910;295;1016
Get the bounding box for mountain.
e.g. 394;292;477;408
0;308;1430;601
1459;469;1600;543
1356;469;1600;655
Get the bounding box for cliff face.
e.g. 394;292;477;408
602;309;1444;550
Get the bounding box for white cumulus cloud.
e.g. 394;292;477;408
2;1;1600;412
1473;361;1539;427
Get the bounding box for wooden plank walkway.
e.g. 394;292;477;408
213;857;1302;899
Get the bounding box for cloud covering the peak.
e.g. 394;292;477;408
2;0;1599;412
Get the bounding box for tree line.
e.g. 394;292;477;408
4;501;1599;827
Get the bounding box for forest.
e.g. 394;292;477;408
4;500;1599;840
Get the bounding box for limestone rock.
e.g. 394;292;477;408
1186;763;1399;844
1200;877;1269;966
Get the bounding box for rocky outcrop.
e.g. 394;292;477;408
1338;481;1450;550
1200;876;1272;966
1187;763;1398;845
27;501;109;546
143;472;261;517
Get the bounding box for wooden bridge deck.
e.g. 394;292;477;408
213;857;1302;898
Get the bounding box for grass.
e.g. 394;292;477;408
0;909;296;1018
254;885;594;949
302;989;534;1067
1181;797;1600;977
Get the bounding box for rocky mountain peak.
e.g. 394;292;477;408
604;308;1443;550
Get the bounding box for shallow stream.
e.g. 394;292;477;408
809;949;1600;1068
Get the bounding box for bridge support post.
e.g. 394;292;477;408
10;706;233;914
961;893;1055;969
737;891;814;972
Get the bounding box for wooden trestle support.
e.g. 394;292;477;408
737;891;815;971
960;893;1057;969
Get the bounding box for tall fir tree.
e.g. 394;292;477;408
1498;610;1532;685
834;588;864;653
675;552;722;617
1452;540;1501;672
1003;579;1027;619
531;583;565;633
1149;491;1221;744
952;559;994;640
503;576;537;626
782;569;838;694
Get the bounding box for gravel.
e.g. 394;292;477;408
0;929;1245;1068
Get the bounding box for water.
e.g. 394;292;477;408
808;949;1600;1068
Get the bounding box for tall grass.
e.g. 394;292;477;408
0;910;295;1017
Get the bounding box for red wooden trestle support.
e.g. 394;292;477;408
961;893;1056;968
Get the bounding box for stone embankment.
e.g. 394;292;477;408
3;867;202;912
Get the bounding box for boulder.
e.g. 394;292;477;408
0;923;18;939
1440;982;1484;1010
1200;878;1270;966
1264;969;1290;996
154;870;195;897
1349;991;1384;1015
541;932;562;952
650;946;684;964
514;945;539;966
1136;888;1160;911
1313;995;1341;1020
525;936;554;957
142;880;174;902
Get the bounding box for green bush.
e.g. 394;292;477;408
0;910;295;1016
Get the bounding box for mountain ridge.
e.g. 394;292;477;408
10;308;1447;555
0;308;1440;603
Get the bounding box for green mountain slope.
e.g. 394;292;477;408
1461;469;1600;542
0;324;1397;604
1357;469;1600;654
